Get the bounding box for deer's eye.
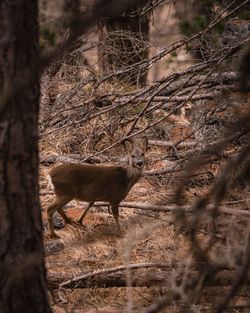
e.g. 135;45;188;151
132;155;135;158
141;153;144;157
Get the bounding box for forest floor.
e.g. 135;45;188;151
39;3;250;313
40;146;191;313
40;122;192;313
40;117;250;313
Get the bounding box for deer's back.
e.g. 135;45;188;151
49;163;130;203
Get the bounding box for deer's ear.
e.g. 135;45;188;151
123;139;133;152
141;136;148;151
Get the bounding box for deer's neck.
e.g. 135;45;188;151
126;165;143;189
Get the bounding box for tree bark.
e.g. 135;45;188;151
98;1;150;87
0;1;52;312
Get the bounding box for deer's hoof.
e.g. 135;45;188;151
49;233;60;239
69;220;79;227
65;218;73;225
117;228;124;237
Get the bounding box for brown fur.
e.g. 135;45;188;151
46;137;148;238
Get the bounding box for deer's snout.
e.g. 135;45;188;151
136;161;144;167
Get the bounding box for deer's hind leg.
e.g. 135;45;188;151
58;208;73;224
110;202;122;236
47;196;72;238
77;202;94;225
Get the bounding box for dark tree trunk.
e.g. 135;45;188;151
98;2;150;87
0;1;52;313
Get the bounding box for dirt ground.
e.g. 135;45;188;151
40;3;250;313
42;176;189;313
40;121;194;313
40;120;250;313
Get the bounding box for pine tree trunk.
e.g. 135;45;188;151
0;1;52;312
98;5;149;87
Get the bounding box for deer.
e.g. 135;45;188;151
46;136;148;238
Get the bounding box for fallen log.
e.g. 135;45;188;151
148;140;196;148
93;202;250;217
38;198;250;217
40;140;195;166
48;262;173;289
144;167;181;176
48;268;250;290
40;154;108;165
